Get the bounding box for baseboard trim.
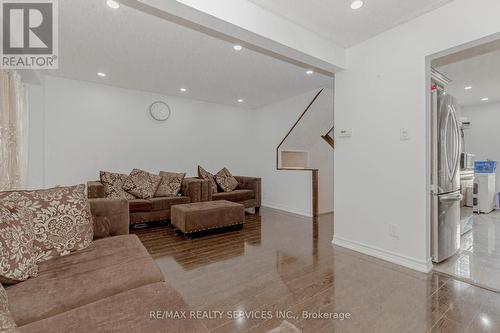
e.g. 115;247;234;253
332;236;433;273
262;202;312;217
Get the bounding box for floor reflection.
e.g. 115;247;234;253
434;210;500;292
133;208;500;332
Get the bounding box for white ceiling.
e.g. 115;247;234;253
248;0;454;47
437;50;500;107
43;0;333;109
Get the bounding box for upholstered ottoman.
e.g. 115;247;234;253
171;200;245;238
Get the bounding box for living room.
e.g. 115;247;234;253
2;0;500;332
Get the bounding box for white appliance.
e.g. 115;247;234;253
460;170;474;235
431;79;462;263
473;173;496;214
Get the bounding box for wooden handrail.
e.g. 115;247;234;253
276;89;324;170
322;126;334;148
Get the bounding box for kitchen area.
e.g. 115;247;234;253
430;40;500;291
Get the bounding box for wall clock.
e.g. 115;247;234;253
149;101;171;121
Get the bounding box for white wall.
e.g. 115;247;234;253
27;76;326;218
334;0;500;272
462;102;500;193
27;76;257;187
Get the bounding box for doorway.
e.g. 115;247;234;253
428;37;500;291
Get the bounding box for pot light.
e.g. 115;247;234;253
464;86;472;90
306;70;314;75
97;72;107;78
350;0;364;10
180;88;187;92
237;99;244;103
482;97;489;101
106;0;120;9
233;45;243;51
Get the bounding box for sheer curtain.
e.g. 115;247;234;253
0;70;28;190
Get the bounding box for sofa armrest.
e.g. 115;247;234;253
87;181;105;199
234;176;261;206
89;198;129;240
181;178;203;203
187;178;212;201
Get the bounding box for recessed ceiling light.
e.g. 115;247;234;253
464;86;472;90
237;99;244;103
97;72;107;77
306;70;314;75
180;88;187;92
106;0;120;9
482;97;489;101
350;0;364;10
233;45;243;51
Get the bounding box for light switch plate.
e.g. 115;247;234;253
400;128;410;141
339;129;352;138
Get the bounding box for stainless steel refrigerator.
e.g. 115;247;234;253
431;86;462;263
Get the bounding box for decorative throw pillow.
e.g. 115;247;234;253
100;171;136;200
198;166;218;193
1;185;94;264
155;172;186;197
122;169;161;199
214;167;239;192
0;284;17;332
0;197;38;284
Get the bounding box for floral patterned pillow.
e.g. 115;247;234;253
122;169;161;199
1;185;94;265
0;284;17;331
198;166;218;193
0;199;38;284
100;171;136;200
214;168;239;192
155;172;186;197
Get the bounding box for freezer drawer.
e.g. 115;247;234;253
432;191;462;263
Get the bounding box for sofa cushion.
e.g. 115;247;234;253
0;284;17;332
214;167;239;192
198;165;218;193
100;171;136;200
0;193;39;284
6;235;164;326
17;282;208;333
155;172;186;197
212;189;254;202
122;169;162;199
129;199;153;213
11;185;94;264
149;197;190;211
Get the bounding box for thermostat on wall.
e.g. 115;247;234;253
338;129;352;138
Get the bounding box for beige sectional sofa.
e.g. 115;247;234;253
88;178;209;225
206;176;261;212
6;198;208;332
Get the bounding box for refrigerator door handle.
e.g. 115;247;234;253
439;193;463;202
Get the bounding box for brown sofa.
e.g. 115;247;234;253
7;198;208;332
87;178;209;225
204;176;262;212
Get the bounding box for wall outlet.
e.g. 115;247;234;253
389;224;399;238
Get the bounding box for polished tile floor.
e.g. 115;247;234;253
434;210;500;293
133;208;500;333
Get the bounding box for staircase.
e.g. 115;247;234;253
276;88;334;218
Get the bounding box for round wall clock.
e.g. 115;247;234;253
149;101;171;121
